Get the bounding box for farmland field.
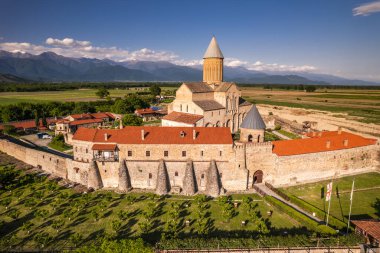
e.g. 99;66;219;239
0;87;176;105
241;87;380;124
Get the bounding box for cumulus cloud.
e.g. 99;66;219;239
0;37;317;73
46;37;91;47
353;1;380;16
224;57;316;72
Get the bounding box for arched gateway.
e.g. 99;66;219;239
252;170;263;185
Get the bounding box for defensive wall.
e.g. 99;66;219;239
0;134;378;195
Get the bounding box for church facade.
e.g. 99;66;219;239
162;36;252;133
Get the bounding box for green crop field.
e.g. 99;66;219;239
0;87;176;105
281;172;380;223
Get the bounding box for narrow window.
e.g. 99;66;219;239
219;151;222;156
86;148;88;153
149;173;152;179
186;105;188;112
201;150;204;156
164;151;168;157
175;171;178;176
182;151;186;157
201;174;205;179
128;150;132;157
211;111;213;116
146;151;150;157
180;104;182;111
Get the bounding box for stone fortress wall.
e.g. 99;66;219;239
0;134;378;196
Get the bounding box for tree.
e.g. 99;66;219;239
305;86;317;92
41;112;48;127
122;114;143;126
117;210;129;221
52;218;65;232
91;208;100;221
96;88;110;99
70;233;83;247
34;110;40;128
2;125;16;135
111;219;122;234
21;221;34;234
149;84;161;97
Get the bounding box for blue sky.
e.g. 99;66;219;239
1;0;380;81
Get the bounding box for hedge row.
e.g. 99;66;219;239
264;196;337;235
157;233;364;249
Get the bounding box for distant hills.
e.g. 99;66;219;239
0;50;378;85
0;73;32;83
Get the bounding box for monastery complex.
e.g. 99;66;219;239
0;37;378;197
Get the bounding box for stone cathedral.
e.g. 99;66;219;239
162;36;252;133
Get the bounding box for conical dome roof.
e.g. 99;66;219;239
240;105;266;130
203;36;224;59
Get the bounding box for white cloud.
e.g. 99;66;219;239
224;57;316;72
0;37;317;73
46;37;91;47
353;1;380;16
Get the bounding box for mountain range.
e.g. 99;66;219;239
0;50;378;85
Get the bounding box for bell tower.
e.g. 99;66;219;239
203;36;224;84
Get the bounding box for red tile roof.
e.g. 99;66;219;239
73;126;233;145
92;143;117;151
135;108;156;115
91;112;114;119
69;118;103;126
352;220;380;241
272;131;376;156
69;114;93;120
162;112;203;125
0;118;58;130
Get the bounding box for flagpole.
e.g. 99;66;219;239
326;185;332;226
326;180;333;226
346;179;355;234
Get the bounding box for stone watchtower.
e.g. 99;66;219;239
203;36;224;84
239;105;266;143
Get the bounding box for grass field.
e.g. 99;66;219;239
0;87;176;105
241;87;380;124
281;172;380;223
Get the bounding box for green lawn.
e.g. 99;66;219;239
276;129;300;139
281;172;380;223
47;142;72;152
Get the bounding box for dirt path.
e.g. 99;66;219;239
257;104;380;139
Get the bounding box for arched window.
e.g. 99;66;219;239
248;134;253;142
257;135;260;142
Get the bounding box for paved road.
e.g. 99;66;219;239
255;183;323;224
272;131;291;140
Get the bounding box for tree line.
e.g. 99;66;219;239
0;82;181;92
0;94;150;123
